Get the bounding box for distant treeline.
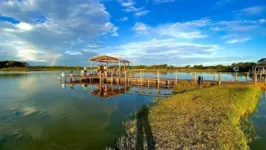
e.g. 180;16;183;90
116;62;257;72
0;60;261;72
0;60;29;68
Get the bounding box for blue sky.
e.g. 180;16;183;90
0;0;265;66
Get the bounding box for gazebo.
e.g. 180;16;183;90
89;55;131;76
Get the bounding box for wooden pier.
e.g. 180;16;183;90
60;71;266;88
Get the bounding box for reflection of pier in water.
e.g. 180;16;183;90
61;82;171;98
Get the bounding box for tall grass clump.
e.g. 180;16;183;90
149;85;261;149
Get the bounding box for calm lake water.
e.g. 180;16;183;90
250;91;266;150
0;71;264;150
0;71;164;150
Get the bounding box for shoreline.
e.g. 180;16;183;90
110;84;261;149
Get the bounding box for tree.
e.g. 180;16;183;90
185;65;191;68
258;58;266;65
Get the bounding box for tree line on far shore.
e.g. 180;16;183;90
125;62;257;72
0;61;29;68
1;60;265;72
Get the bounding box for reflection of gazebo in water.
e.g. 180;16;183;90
89;55;131;77
91;84;130;98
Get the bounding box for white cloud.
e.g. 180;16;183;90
0;0;118;65
213;19;265;43
237;6;265;16
105;39;220;64
65;51;82;55
133;18;209;39
1;40;53;62
154;0;175;4
119;0;135;7
226;38;250;44
259;19;266;24
15;22;33;31
119;17;128;21
135;10;150;17
118;0;149;17
215;0;232;6
132;22;149;33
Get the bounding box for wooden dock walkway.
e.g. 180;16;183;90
59;71;266;88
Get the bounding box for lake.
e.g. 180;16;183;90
0;71;264;150
250;91;266;149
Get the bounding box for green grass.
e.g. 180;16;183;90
149;85;261;149
109;85;261;150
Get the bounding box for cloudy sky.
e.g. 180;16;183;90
0;0;266;66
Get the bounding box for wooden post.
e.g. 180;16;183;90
246;73;249;83
234;72;238;82
175;71;178;84
254;73;257;85
167;80;170;89
140;70;143;85
218;72;221;85
111;71;113;85
148;79;150;87
157;70;160;89
119;61;121;77
90;61;93;74
193;72;196;84
125;71;127;86
100;72;102;84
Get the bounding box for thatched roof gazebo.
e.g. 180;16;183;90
89;55;131;74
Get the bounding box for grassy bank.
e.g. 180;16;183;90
111;85;261;149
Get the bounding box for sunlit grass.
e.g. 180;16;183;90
109;85;261;150
149;85;261;149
